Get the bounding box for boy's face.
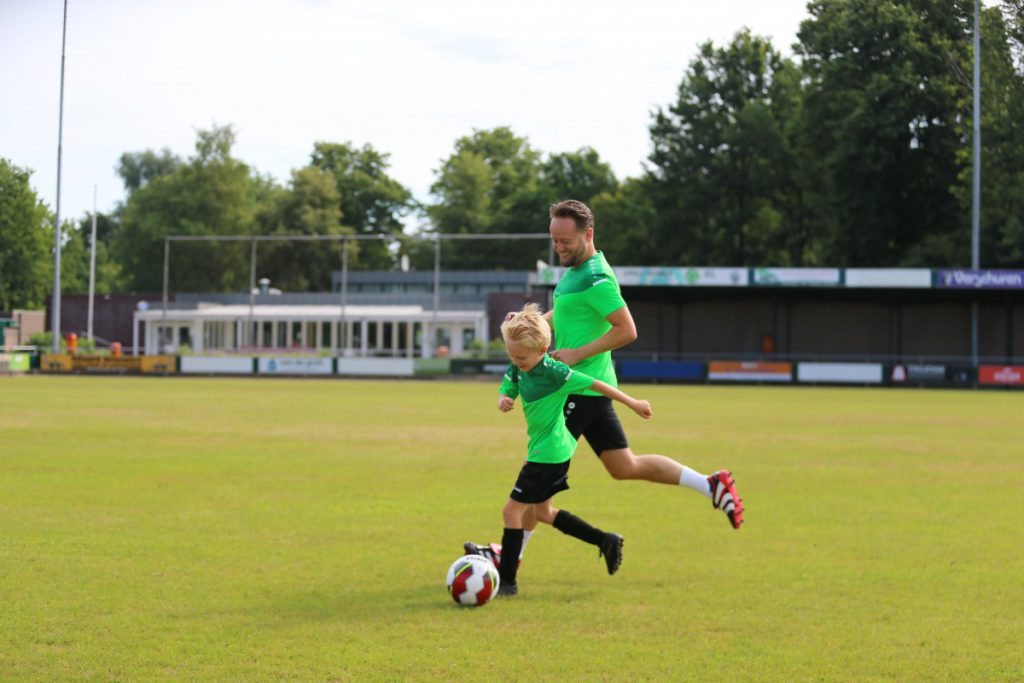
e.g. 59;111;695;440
506;339;546;372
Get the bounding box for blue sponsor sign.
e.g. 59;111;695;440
618;361;704;381
935;269;1024;289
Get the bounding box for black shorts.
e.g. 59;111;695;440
563;394;629;456
510;460;571;504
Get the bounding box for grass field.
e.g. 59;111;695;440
1;376;1022;681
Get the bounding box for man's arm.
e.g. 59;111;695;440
549;306;637;366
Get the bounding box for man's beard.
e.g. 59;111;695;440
560;251;584;267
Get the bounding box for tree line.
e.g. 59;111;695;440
2;0;1022;310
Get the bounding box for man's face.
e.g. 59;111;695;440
549;216;592;268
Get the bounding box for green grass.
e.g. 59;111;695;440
2;376;1022;681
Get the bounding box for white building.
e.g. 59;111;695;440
133;303;487;358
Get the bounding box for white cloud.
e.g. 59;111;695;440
0;0;810;225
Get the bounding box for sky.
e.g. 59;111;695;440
1;0;812;230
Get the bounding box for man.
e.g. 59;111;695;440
466;199;743;569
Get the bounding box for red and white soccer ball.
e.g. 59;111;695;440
446;554;499;607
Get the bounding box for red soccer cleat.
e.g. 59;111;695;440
708;470;744;529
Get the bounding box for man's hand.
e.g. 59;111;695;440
498;395;516;412
549;347;585;366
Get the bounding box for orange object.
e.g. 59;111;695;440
111;341;123;357
65;332;78;353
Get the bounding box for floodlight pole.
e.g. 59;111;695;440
51;0;69;354
87;186;97;341
340;237;349;353
162;237;169;352
971;0;981;367
248;238;257;349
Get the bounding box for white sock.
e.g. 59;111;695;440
520;530;534;559
680;466;712;499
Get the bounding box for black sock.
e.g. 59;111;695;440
499;528;524;586
553;510;606;547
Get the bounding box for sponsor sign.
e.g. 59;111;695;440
180;356;255;374
40;354;73;372
891;364;973;386
449;359;508;375
797;362;884;384
0;353;30;372
336;357;415;377
978;365;1024;386
413;358;451;376
708;361;792;382
618;361;704;381
845;269;932;288
752;268;842;286
258;356;333;375
935;269;1024;289
614;267;748;287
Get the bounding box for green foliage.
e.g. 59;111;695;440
0;159;52;310
309;141;414;269
648;30;807;266
112;125;265;292
2;379;1022;679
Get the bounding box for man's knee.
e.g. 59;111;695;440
600;449;638;480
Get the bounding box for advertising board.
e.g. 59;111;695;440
180;356;255;374
336;358;415;376
708;361;792;382
890;364;973;386
797;362;884;384
978;365;1024;386
258;357;333;375
618;361;704;381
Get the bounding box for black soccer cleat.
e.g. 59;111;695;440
497;581;518;597
599;533;624;575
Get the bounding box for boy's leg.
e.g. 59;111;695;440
545;506;624;576
498;498;529;594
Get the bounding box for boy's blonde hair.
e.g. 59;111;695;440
501;303;550;352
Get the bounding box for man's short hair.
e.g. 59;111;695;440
501;302;550;352
549;199;594;231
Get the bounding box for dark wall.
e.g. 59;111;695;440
46;294;164;348
619;287;1023;362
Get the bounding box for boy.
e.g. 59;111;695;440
489;303;653;597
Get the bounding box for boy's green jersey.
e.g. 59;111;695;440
499;355;595;463
552;251;626;397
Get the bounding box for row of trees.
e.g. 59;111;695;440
3;0;1023;311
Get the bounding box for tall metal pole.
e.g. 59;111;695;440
248;238;257;348
340;237;349;354
971;0;982;366
162;238;169;352
51;0;69;353
86;187;98;341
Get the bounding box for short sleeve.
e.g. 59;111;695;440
546;357;594;396
499;363;520;399
584;278;626;318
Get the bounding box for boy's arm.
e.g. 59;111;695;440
588;379;652;419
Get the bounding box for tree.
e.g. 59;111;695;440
309;142;413;270
589;177;659;265
648;30;808;266
116;148;182;194
111;125;266;292
257;166;354;292
797;0;971;266
0;159;52;310
946;2;1024;267
540;147;618;207
426;127;550;270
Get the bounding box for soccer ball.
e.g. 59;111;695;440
446;554;499;607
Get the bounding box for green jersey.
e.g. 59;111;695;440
552;251;626;396
499;355;595;463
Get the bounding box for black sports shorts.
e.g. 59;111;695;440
510;460;571;504
563;394;629;456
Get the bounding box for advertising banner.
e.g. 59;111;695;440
708;361;792;382
845;269;932;288
140;355;177;374
449;359;508;375
890;364;973;386
618;361;704;381
978;365;1024;386
180;356;255;374
258;356;333;375
0;353;30;373
40;354;73;372
797;362;884;384
935;269;1024;289
753;268;842;286
614;267;748;287
336;357;415;376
